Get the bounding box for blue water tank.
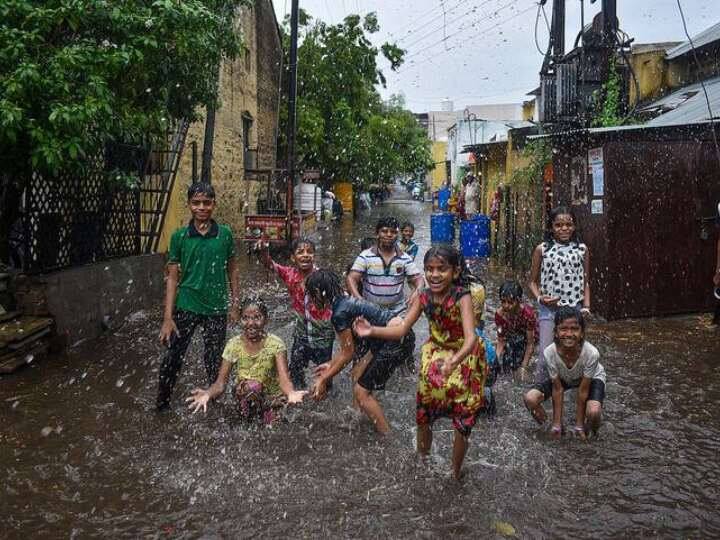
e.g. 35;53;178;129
430;213;455;244
460;215;491;257
438;188;451;211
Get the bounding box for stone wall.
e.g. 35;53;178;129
159;1;282;250
15;254;165;346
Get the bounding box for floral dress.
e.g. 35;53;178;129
417;287;487;435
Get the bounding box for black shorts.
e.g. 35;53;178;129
532;378;605;404
357;342;403;391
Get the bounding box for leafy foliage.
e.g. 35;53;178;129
0;0;249;178
281;12;432;187
592;54;623;128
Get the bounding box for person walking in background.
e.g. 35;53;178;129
156;183;240;411
463;173;480;217
528;206;590;383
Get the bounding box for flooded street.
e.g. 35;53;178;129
2;192;720;539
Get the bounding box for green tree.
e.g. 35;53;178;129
281;12;431;187
0;0;249;262
1;0;248;176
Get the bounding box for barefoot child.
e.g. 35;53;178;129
522;306;605;440
495;280;536;381
186;297;306;422
156;182;240;411
307;270;403;434
528;206;590;382
355;246;486;479
255;237;334;389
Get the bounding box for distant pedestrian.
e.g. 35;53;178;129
463;173;480;217
354;245;487;480
307;270;403;434
254;236;334;389
528;206;590;383
156;183;240;411
398;221;419;260
522;306;605;440
186;297;306;422
495;280;537;382
347;216;424;371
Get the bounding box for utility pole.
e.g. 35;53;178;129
286;0;300;243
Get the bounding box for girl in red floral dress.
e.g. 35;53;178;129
355;245;486;479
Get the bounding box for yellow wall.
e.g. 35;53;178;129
430;141;447;190
628;49;670;106
480;145;508;213
334;182;353;214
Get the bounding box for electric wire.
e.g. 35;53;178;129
391;0;466;41
534;2;549;55
675;0;720;169
394;4;536;74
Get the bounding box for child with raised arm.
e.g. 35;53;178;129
255;237;334;389
522;306;606;440
355;246;486;480
307;270;403;434
187;297;306;422
156;182;240;411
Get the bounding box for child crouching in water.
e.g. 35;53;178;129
522;306;605;440
355;246;486;479
495;280;536;382
186;297;306;423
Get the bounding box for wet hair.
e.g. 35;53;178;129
499;280;523;301
291;237;315;253
239;296;269;319
423;245;476;287
544;206;580;245
187;182;216;200
553;305;586;339
305;269;345;308
400;222;415;233
375;216;400;233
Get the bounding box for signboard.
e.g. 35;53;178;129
591;199;604;214
588;147;604;197
244;215;288;243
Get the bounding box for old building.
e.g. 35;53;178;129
158;0;284;250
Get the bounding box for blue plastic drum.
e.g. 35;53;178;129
438;188;451;211
460;215;491;257
430;213;455;244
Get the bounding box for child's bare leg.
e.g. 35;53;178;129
452;430;469;480
417;423;432;455
523;389;547;424
350;352;372;410
353;383;390;433
585;400;602;434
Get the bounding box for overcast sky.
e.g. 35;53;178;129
273;0;719;112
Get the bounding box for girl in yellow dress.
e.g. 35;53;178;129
186;297;306;423
355;246;486;479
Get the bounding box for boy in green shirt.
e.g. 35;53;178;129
156;182;240;411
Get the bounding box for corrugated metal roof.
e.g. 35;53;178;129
642;75;720;127
666;21;720;59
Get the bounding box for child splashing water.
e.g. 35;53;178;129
495;280;537;382
186;297;306;422
355;246;486;479
522;306;605;440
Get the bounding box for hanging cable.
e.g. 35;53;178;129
676;0;720;169
534;3;548;55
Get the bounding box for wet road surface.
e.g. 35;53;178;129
2;188;720;538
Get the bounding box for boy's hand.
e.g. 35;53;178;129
353;317;372;338
311;378;328;401
287;390;308;404
159;319;179;346
313;362;330;377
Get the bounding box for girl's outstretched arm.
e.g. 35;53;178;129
275;350;307;404
582;246;591;312
574;377;591;440
528;244;543;303
440;294;478;377
550;377;565;438
186;359;233;413
355;295;423;341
